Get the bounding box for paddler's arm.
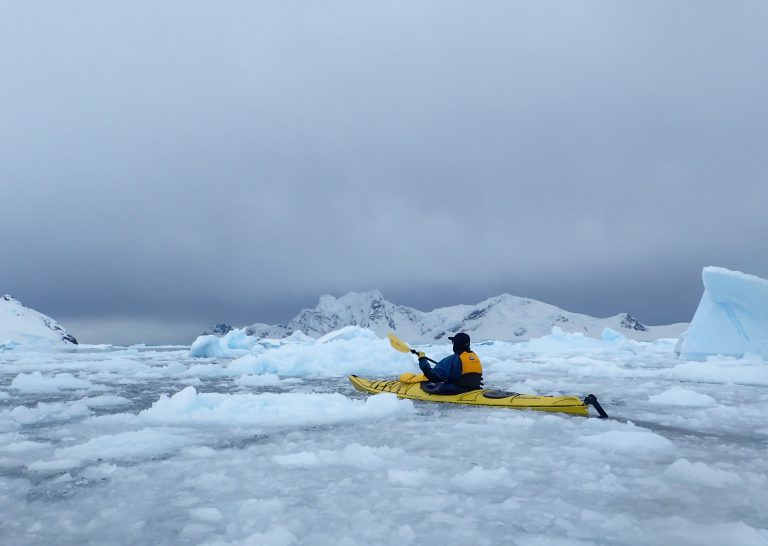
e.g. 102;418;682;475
418;354;453;383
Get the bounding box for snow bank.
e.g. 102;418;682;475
679;267;768;360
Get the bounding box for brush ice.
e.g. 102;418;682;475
679;267;768;359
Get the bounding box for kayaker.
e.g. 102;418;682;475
417;332;483;394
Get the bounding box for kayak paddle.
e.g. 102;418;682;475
387;332;438;364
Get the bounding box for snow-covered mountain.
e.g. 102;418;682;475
0;295;78;350
237;290;686;343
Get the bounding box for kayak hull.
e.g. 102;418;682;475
348;375;589;416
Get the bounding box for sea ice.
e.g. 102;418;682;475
0;326;766;545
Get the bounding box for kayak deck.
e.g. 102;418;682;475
349;375;591;416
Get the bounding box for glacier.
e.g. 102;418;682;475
678;267;768;360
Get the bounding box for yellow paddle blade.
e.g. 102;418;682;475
388;332;412;353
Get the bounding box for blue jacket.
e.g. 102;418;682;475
419;353;464;383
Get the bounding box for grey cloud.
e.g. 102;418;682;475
2;1;767;344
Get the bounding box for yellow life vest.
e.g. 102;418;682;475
460;351;482;375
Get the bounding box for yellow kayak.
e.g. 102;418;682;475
348;375;608;417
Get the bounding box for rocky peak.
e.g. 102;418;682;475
202;323;233;337
619;313;648;331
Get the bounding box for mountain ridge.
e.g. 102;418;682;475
216;290;687;342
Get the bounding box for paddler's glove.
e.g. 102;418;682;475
416;352;428;364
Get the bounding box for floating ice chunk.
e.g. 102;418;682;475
7;400;92;426
451;466;514;492
273;451;321;466
223;332;403;378
136;387;413;427
601;328;626;342
239;526;296;546
664;459;742;488
525;327;603;353
669;358;768;386
11;371;93;393
80;463;118;481
387;468;429;487
679;267;768;360
234;374;302;387
580;428;677;460
399;493;459;512
316;325;380;344
189;328;260;358
648;387;718;407
283;330;314;343
188;507;224;522
646;516;765;546
81;395;133;408
273;443;405;470
26;458;83;472
29;428;197;470
0;439;51;453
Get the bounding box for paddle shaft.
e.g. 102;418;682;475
410;349;439;365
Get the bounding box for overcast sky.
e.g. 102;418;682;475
2;1;767;345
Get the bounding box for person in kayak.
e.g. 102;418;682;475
417;332;483;394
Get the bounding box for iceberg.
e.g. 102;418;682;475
188;328;260;358
678;267;768;360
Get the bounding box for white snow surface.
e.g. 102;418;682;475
0;295;78;350
238;290;687;344
679;267;768;360
1;328;767;545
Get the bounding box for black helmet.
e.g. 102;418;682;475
448;332;470;348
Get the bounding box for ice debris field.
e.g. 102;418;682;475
2;326;768;546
